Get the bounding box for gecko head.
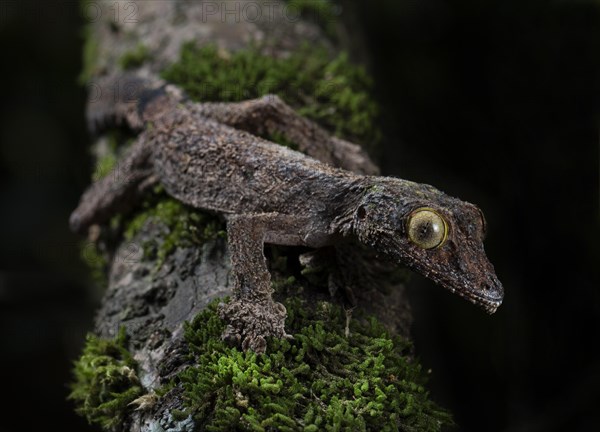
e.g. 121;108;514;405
353;179;503;313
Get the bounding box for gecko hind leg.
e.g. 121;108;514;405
219;213;313;353
193;95;379;175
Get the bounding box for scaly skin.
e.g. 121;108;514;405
71;73;503;353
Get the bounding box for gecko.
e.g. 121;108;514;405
71;73;503;353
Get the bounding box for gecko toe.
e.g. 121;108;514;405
219;298;288;353
243;335;267;354
222;324;242;347
274;302;287;317
69;212;83;233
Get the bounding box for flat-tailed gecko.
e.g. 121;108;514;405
71;73;503;353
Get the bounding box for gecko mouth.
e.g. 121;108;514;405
425;258;504;314
458;290;502;314
445;283;503;314
392;248;504;313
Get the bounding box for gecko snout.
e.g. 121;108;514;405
476;274;504;314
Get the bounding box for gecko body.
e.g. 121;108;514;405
71;74;503;352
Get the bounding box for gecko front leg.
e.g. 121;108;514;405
220;213;316;353
70;133;155;233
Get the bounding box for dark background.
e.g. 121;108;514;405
0;1;598;431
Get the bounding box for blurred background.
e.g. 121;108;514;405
0;0;598;431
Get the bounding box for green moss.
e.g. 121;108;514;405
91;129;136;181
119;44;151;70
286;0;338;38
175;299;453;431
123;195;225;269
161;43;380;150
92;152;117;181
69;327;144;431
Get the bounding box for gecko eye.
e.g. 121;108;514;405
407;208;448;250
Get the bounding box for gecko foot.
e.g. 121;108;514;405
218;299;289;354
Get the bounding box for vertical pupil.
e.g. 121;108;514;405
418;221;432;239
407;209;447;249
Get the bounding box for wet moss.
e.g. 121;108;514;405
175;300;453;431
161;43;380;150
69;327;144;431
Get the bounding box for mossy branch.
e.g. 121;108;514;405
70;1;453;430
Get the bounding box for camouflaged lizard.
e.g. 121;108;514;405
71;73;503;353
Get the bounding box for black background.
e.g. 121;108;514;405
0;1;598;431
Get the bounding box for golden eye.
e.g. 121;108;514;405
407;208;448;249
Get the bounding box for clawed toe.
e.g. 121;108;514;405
222;324;242;347
219;299;288;353
274;302;287;316
242;335;267;354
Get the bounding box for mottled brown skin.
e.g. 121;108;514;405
72;74;503;352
